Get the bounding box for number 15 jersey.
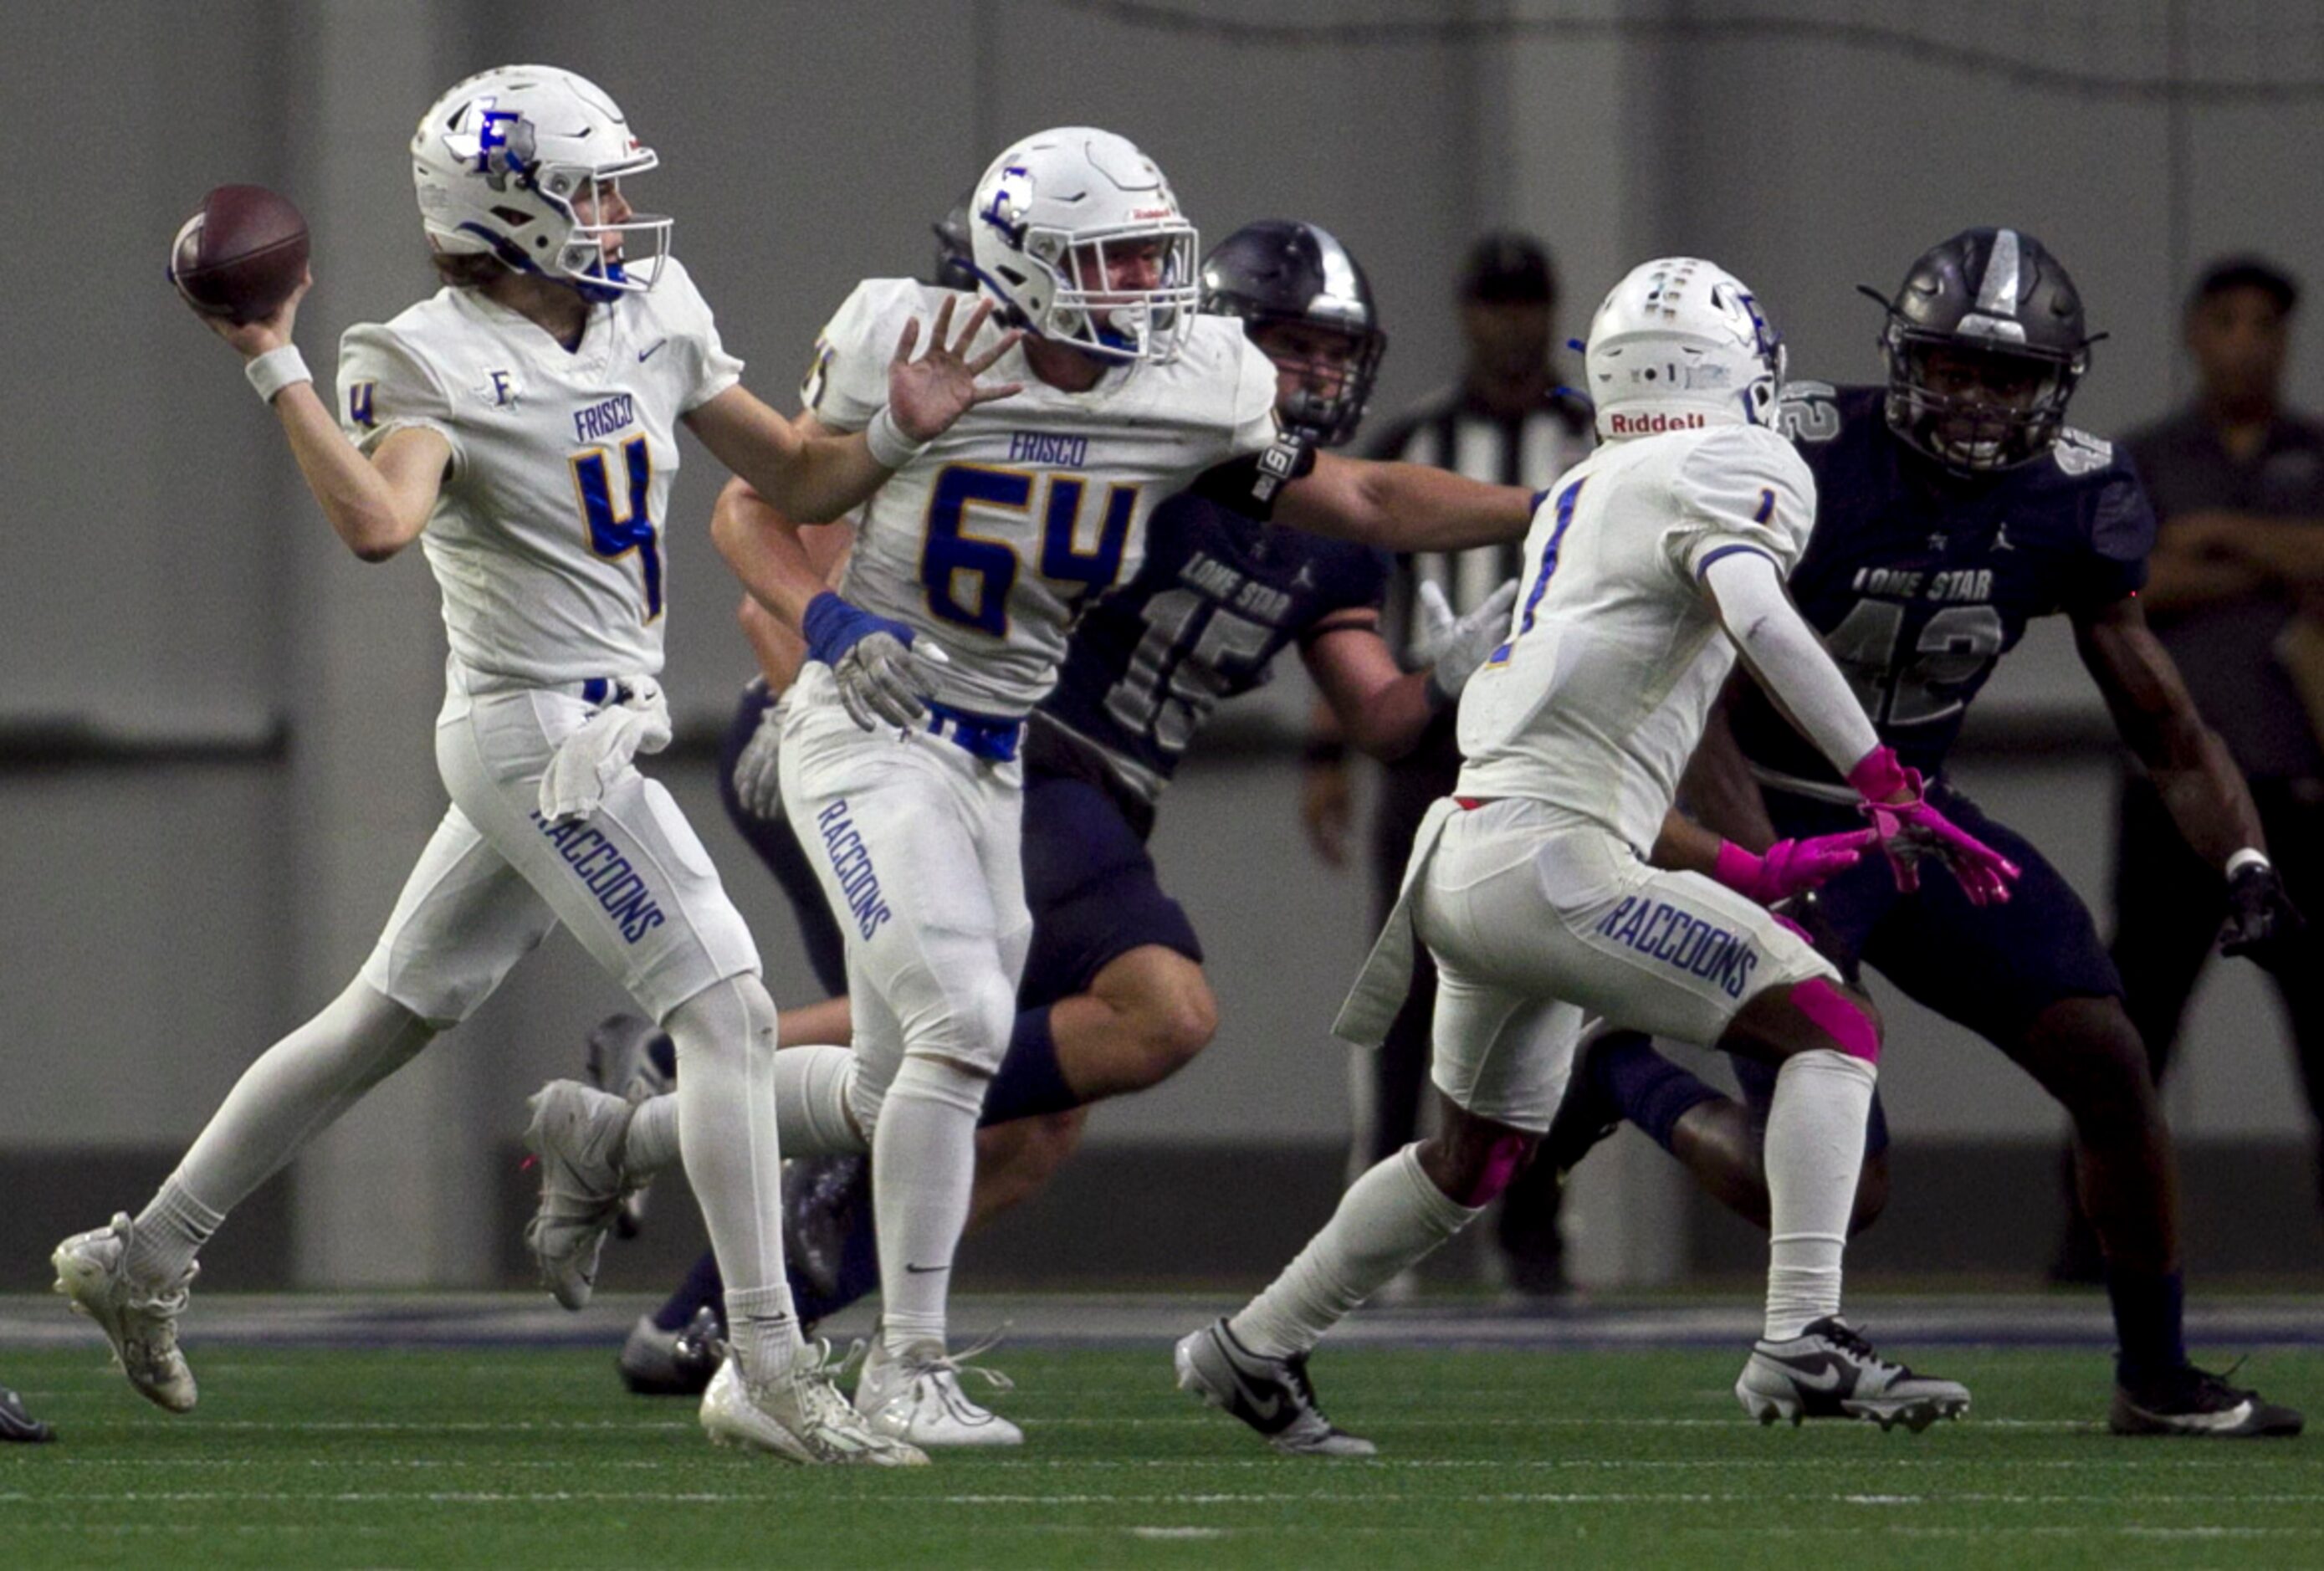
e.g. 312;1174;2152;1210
336;256;743;686
804;279;1279;717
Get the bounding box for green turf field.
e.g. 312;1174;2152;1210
3;1345;2320;1568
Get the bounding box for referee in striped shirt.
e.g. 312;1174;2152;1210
1303;233;1593;1296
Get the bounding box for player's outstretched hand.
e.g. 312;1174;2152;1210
197;265;313;360
1413;579;1521;702
730;696;786;820
1849;745;2021;906
2221;862;2305;974
887;296;1025;442
1712;831;1877;907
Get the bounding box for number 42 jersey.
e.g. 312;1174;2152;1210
1729;383;2157;795
804;279;1281;718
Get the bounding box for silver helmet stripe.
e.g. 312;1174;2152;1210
1976;228;2023;318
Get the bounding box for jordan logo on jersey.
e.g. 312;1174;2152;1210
1595;895;1760;998
814;800;893;939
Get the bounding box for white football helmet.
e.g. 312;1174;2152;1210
969;127;1199;364
410;64;668;299
1584;257;1785;440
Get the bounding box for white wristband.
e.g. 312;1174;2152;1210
245;345;312;405
864;405;929;470
2227;847;2272;879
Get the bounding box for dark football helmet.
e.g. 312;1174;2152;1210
1199;220;1386;447
1862;228;2096;473
932;191;977;293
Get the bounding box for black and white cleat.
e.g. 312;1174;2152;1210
1736;1316;1969;1432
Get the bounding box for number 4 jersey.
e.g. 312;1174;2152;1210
1729;382;2157;796
805;279;1280;717
337;256;743;686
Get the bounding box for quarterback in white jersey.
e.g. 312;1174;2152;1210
1185;259;2023;1456
706;128;1537;1447
50;64;1016;1466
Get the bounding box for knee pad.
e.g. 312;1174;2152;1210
903;969;1016;1077
664;972;778;1062
1450;1131;1536;1207
1791;976;1879;1064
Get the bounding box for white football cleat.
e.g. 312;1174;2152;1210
52;1214;198;1414
853;1330;1023;1447
1736;1315;1969;1431
700;1346;928;1466
521;1079;639;1311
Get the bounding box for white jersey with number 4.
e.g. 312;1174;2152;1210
804;279;1279;717
336;256;743;686
1456;422;1816;850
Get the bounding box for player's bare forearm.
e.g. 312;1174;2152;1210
710;475;832;631
738;594;808;693
1648;810;1727;875
2076;596;2266;866
1304;622;1432;760
688;386;889;525
274;388;443;562
1276;453;1533;550
1677;688;1782;852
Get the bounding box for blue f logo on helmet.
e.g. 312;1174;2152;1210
967;127;1200;365
412;64;670;303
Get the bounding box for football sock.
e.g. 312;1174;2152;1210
620;1047;863;1180
2106;1265;2188;1386
773;1045;868;1155
654;1250;726;1334
1595;1032;1725;1154
1230;1144;1479;1359
133;980;434;1283
976;1006;1076;1126
127;1180;223;1289
665;975;797;1382
873;1055;988;1353
1761;1049;1876;1341
622;1095;682;1176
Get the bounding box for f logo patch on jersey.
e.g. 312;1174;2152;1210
482;369;518;407
348;382;377;429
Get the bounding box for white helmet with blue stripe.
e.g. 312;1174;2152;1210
410;64;669;300
1584;257;1785;440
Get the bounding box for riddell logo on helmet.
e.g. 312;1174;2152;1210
1608;410;1707;435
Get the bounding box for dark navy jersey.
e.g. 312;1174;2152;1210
1729;382;2156;786
1037;489;1390;806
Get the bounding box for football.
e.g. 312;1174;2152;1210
168;183;309;325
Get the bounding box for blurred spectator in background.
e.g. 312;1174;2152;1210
2098;255;2324;1246
1302;232;1593;1295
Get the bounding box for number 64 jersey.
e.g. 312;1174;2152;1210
805;279;1280;717
335;256;743;686
1728;382;2156;797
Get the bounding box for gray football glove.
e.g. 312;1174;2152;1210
729;690;786;820
1413;578;1520;703
833;632;950;732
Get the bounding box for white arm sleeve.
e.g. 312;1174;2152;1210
1702;548;1881;779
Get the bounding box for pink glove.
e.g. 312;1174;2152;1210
1712;832;1877;907
1848;746;2022;906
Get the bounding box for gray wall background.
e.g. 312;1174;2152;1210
7;0;2324;1286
